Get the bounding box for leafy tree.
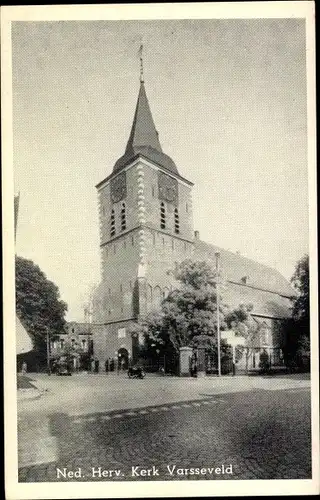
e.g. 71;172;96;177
291;254;310;327
15;256;68;361
283;254;310;371
131;260;229;358
225;303;260;372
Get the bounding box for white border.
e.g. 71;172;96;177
2;3;318;499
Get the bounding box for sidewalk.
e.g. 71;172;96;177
17;375;42;401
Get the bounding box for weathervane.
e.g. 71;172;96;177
138;43;144;83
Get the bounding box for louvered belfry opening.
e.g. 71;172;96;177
110;208;116;237
160;202;166;229
174;207;180;234
121;203;126;231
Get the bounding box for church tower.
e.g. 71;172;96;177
93;75;194;363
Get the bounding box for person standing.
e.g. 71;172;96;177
105;359;109;374
110;358;114;372
94;358;99;373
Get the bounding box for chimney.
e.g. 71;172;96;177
194;230;200;240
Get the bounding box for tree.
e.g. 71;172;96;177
283;254;310;371
131;260;229;358
225;303;260;373
291;254;309;328
15;256;68;362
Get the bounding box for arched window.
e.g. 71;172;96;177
147;284;153;306
174;208;180;234
110;208;116;237
160;202;166;229
163;287;170;299
120;203;126;231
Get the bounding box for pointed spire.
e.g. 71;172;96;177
113;60;179;176
125;81;162;154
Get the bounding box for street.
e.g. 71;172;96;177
18;373;311;482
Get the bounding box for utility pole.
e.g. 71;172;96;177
215;251;221;377
46;327;51;375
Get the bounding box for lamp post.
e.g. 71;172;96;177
46;327;51;376
215;251;221;377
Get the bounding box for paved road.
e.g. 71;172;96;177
18;372;311;416
18;385;311;482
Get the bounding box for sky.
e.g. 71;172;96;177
12;18;309;321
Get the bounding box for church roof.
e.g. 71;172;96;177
113;82;179;176
194;239;295;299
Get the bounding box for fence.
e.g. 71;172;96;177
204;346;286;375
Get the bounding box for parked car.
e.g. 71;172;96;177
57;364;72;376
54;357;72;376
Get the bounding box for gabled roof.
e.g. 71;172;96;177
16;315;33;355
194;239;296;299
113;82;179;176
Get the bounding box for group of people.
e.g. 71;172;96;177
104;358;116;373
90;357;119;373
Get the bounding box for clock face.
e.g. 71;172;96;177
158;171;178;204
110;172;127;203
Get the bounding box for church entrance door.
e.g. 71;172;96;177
117;348;129;371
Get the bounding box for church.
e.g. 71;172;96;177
92;73;294;372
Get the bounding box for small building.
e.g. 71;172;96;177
50;322;94;371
